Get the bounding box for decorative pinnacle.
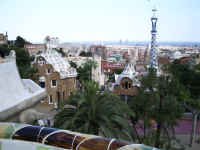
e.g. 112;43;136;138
152;6;157;18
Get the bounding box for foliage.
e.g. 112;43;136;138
15;36;26;48
168;62;200;146
169;63;200;103
129;68;185;149
76;60;97;83
69;61;77;69
1;36;38;81
54;81;135;141
18;65;39;82
114;68;123;74
107;68;123;82
56;48;66;57
0;44;10;57
79;51;92;57
10;45;38;81
107;72;115;82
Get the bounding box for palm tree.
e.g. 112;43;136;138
54;81;135;141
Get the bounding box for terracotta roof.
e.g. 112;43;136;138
177;57;190;64
158;57;170;65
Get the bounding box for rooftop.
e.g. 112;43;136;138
0;51;46;121
36;49;77;79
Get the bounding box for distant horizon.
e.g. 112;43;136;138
32;40;200;45
4;34;200;44
16;38;200;44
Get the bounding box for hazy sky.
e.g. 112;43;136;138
0;0;200;42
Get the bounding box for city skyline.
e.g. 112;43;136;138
0;0;200;43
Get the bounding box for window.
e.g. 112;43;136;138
48;95;53;104
38;58;45;66
125;81;129;89
129;83;131;88
47;68;51;74
122;83;125;89
39;76;45;88
51;80;57;87
122;81;130;89
39;81;45;88
63;91;65;100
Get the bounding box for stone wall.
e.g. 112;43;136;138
35;57;76;107
113;77;137;96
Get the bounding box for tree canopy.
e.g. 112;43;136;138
0;36;38;81
168;62;200;146
70;59;97;83
15;36;26;48
129;68;185;149
79;51;92;57
54;81;135;141
0;44;10;57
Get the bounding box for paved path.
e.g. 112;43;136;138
175;119;200;135
135;119;200;149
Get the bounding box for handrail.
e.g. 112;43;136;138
0;122;160;150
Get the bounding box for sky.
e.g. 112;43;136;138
0;0;200;43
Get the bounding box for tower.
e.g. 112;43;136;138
149;8;158;70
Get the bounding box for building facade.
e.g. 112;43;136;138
113;77;137;96
34;50;77;107
0;33;8;45
24;44;46;56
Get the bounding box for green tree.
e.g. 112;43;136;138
79;51;86;56
79;51;92;57
9;45;38;81
7;35;38;81
15;36;26;48
54;81;135;141
77;60;97;83
69;61;77;69
107;68;123;82
114;68;123;74
129;68;185;149
0;36;37;81
56;48;66;57
169;62;200;146
0;44;10;57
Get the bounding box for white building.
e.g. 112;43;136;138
0;51;46;121
44;36;59;49
34;49;77;107
66;55;105;87
92;55;105;87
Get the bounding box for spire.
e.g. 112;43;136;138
149;8;158;70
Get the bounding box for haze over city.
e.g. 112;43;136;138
0;0;200;43
1;0;200;150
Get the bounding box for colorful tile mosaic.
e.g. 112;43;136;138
0;123;160;150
